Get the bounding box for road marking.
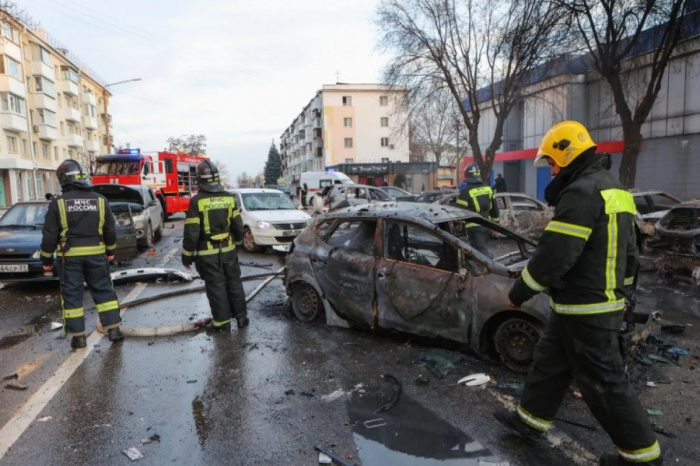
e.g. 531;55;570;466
0;282;148;460
489;391;597;465
159;247;179;267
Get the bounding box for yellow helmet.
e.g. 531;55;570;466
534;121;596;168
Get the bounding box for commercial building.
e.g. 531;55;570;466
280;84;409;189
0;6;112;208
464;10;700;202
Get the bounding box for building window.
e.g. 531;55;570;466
381;157;389;163
60;121;65;135
342;96;352;106
15;172;23;201
37;109;57;127
27;172;35;199
6;56;21;81
344;138;353;148
344;117;352;128
345;158;354;163
54;146;59;160
41;144;49;159
22;139;27;155
381;137;390;147
38;47;51;66
62;148;67;159
1;93;26;115
60;66;79;84
35;77;56;98
381;117;389;127
6;136;16;153
380;96;388;106
35;173;44;198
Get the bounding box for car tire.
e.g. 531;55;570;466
291;282;323;322
139;223;153;249
242;227;261;253
641;235;655;255
154;213;164;241
494;318;543;373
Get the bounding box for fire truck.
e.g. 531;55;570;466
92;149;209;218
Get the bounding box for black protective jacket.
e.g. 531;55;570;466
456;181;500;221
509;151;639;315
40;185;117;264
182;188;244;266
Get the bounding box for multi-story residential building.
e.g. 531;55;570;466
280;84;409;188
463;12;700;202
0;7;112;209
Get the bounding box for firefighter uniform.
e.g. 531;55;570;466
496;121;660;465
182;162;246;330
455;163;499;257
40;160;122;348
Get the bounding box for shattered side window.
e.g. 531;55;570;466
496;197;506;210
327;220;377;255
384;221;458;272
316;220;334;239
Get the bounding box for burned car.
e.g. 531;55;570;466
438;192;553;239
285;202;656;372
631;190;682;254
312;183;393;214
652;200;700;283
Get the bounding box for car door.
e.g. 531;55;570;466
375;220;472;342
309;219;377;325
504;195;548;237
145;187;163;229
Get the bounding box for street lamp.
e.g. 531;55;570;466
103;78;142;153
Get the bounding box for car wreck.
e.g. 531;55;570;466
312;183;393;214
284;202;655;372
651;200;700;284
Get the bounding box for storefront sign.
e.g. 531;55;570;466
346;164;390;175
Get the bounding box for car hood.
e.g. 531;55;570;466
0;227;41;254
245;209;311;223
641;210;667;221
93;184;144;205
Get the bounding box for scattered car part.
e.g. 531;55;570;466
122;447;144;461
50;322;62;331
2;374;18;381
373;374;402;414
458;373;491;387
363;418;387;429
318;451;332;464
110;268;193;285
4;383;28;391
314;445;353;466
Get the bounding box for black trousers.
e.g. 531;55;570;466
195;250;247;326
301;193;307;208
467;227;491;258
59;254;121;336
518;312;659;461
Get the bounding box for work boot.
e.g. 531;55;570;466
237;316;249;329
493;409;544;445
71;335;87;349
108;327;125;342
599;453;663;465
206;322;231;333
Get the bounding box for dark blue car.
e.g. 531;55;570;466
0;201;138;282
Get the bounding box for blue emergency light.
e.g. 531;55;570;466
116;148;141;155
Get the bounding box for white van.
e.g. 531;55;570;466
299;171;354;204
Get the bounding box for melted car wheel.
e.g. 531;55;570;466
495;318;543;373
292;282;322;322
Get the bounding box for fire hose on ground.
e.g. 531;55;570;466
95;267;284;337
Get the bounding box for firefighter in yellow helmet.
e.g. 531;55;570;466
493;121;661;465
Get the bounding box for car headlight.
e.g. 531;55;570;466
256;221;271;229
133;213;145;222
32;250;41;259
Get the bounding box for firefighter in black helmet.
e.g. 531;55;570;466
455;162;499;257
182;160;247;331
40;159;124;349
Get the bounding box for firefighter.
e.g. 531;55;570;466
40;159;123;349
493;121;661;465
182;161;247;331
455;162;499;257
300;183;309;209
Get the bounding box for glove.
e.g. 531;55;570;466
182;255;193;267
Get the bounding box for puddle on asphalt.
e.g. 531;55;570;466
0;314;56;349
348;389;502;465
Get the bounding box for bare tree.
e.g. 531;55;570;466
212;160;232;188
410;88;458;164
236;172;253;188
377;0;565;183
561;0;688;188
167;135;207;154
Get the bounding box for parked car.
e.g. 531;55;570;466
312;183;394;214
414;189;457;204
649;200;700;282
379;186;418;202
231;188;312;253
0;201;138;282
276;185;293;199
631;190;682;254
93;184;164;249
299;171;354;205
285;202;655;372
437;192;553;239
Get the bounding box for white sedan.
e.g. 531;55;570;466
230;188;312;253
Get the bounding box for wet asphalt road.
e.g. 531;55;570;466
1;218;699;465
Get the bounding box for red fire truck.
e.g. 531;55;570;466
92;149;209;218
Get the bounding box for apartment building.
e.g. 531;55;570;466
0;7;112;208
279;84;409;188
464;10;700;202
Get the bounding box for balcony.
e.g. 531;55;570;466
1;112;27;133
36;124;57;141
60;80;79;96
66;133;83;147
31;61;54;80
85;140;100;152
316;148;323;158
82;93;97;106
84;115;98;130
62;106;81;122
313;128;322;139
0;75;26;97
34;94;57;112
0;40;22;62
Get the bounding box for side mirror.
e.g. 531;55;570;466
148;200;158;207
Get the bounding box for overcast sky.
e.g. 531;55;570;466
21;0;388;183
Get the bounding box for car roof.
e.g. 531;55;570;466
331;183;384;190
324;201;481;223
233;188;284;194
630;190;667;196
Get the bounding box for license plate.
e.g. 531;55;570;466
0;264;29;273
282;230;301;237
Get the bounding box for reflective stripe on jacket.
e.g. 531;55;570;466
455;182;500;225
182;190;244;259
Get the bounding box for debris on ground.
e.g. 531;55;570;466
458;373;491;387
146;248;157;257
651;424;676;438
661;324;687;334
646;381;657;388
363;418;387;429
492;381;525;397
186;380;197;384
374;374;402;414
37;416;52;422
318;451;332;464
50;322;62;331
4;383;28;391
122;447;144;461
285;389;295;396
2;373;18;381
415;374;430;385
667;347;689;356
572;390;583;399
140;434;161;445
646;409;663;416
240;261;273;269
648;354;677;365
314;445;353;466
